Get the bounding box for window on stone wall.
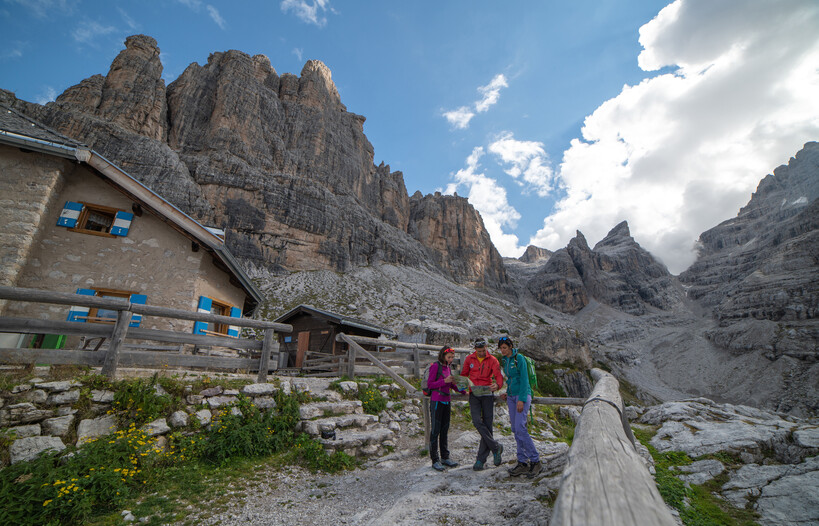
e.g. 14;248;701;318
87;288;134;323
207;298;231;335
71;203;119;237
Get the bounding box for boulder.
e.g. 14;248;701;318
20;389;47;404
338;381;358;394
47;389;80;406
194;409;212;426
672;459;724;485
11;383;32;393
0;402;54;425
77;415;117;445
36;381;79;393
240;383;278;396
8;424;41;438
10;436;65;464
199;386;223;397
168;411;188;428
254;397;277;409
91;390;115;403
206;396;237;408
42;415;74;437
142;418;170;437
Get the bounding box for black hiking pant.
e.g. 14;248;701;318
469;393;499;463
429;400;451;463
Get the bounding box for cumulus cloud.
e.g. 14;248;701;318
281;0;331;27
443;106;475;129
72;19;117;45
489;132;554;196
529;0;819;274
206;5;226;29
444;148;524;256
443;73;508;129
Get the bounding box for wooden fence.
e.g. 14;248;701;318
551;368;676;526
0;286;292;382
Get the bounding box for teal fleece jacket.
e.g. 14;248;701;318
501;349;531;399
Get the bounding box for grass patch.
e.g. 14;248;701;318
634;429;761;525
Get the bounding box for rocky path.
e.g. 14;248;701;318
186;429;568;525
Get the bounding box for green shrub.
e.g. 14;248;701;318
288;434;356;472
356;384;387;414
203;393;300;465
112;374;179;425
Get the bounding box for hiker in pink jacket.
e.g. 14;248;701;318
428;346;465;471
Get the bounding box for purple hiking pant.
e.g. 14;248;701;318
507;394;539;463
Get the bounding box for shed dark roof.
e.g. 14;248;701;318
274;305;397;338
0;105;83;149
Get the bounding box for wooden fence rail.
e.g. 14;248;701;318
551;368;676;526
0;286;292;382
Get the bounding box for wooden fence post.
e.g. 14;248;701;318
412;344;421;377
257;329;276;383
346;344;356;379
101;310;133;379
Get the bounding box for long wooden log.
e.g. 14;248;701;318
551;369;676;526
0;317;263;350
338;334;417;392
0;286;292;331
335;333;471;354
101;310;132;379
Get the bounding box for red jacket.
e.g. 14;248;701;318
460;352;503;392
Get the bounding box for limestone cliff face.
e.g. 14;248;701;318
527;222;683;315
407;192;508;288
519;245;552;264
680;142;819;359
2;35;507;288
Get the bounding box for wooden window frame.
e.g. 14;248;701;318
203;297;232;336
86;288;134;324
68;202;121;238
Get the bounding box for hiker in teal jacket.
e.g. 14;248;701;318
498;336;542;478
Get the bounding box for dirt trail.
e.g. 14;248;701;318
189;428;568;525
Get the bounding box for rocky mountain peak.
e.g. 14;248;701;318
527;221;681;315
299;59;344;111
519;245;553;264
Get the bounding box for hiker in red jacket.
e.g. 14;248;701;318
460;338;504;470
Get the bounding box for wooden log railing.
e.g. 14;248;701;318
551;368;676;526
0;286;292;382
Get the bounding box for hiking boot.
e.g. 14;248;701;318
432;461;445;472
507;461;530;477
441;459;459;468
526;460;543;478
493;444;504;466
473;460;485;471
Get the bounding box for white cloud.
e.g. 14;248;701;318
488;132;554;196
445;148;524;256
442;73;508;129
7;0;74;18
529;0;819;274
72;20;117;45
177;0;202;10
292;47;304;62
118;7;138;31
443;106;475;129
35;86;57;105
281;0;331;27
1;41;26;60
206;5;226;29
475;74;508;113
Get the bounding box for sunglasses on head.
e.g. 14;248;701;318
473;340;487;347
498;336;510;344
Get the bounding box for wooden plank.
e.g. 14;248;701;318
0;348;104;366
335;333;471;354
346;345;356;378
295;331;309;368
412;345;421;377
339;334;417;393
0;317;263;350
0;285;292;331
551;369;676;526
256;329;275;383
117;351;260;370
101;310;132;379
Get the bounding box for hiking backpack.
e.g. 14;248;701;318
515;350;539;395
421;361;443;396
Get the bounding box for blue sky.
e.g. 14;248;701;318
2;1;818;273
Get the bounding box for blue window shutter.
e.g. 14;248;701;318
194;296;212;335
110;211;134;236
57;201;83;228
67;288;95;322
129;294;147;327
227;306;241;337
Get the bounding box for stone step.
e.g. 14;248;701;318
300;414;379;437
299;400;363;420
318;427;395;454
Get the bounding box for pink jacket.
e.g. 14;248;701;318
427;362;462;402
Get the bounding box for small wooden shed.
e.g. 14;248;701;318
273;305;396;369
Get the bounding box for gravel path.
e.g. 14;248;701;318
186;428;569;525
